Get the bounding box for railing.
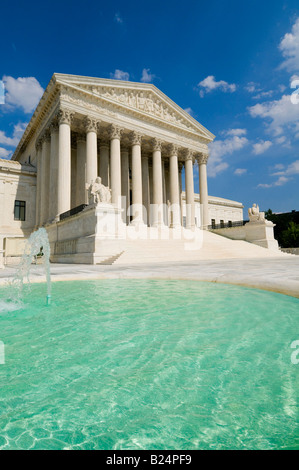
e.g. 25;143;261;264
59;204;88;221
208;220;248;230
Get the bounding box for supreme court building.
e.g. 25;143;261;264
0;74;244;264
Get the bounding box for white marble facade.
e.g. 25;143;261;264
12;74;215;232
0;74;250;263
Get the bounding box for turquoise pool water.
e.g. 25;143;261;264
0;279;298;450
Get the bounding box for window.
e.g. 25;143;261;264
228;220;232;227
220;220;224;228
211;219;216;229
14;200;26;221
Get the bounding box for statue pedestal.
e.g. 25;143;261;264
94;203;126;240
0;251;4;269
47;202;127;264
0;238;4;269
245;220;279;250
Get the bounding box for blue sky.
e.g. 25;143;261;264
1;0;299;213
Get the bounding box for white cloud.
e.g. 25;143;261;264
0;147;11;159
234;168;247;175
0;122;28;147
141;68;155;83
252;90;274;100
114;12;123;24
245;82;274;100
248;19;299;139
258;176;290;188
284;159;299;175
279;17;299;73
245;82;259;93
208;130;249;177
224;128;247;137
258;159;299;188
252;140;273;155
272;159;299;176
275;136;287;145
184;107;195;117
2;76;44;113
248;94;299;137
110;69;130;81
274;163;285;170
278;84;287;93
197;75;236;97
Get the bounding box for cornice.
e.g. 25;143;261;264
55;74;215;138
12;74;215;161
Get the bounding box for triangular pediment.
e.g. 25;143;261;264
54;74;215;142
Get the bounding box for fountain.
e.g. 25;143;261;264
9;228;51;306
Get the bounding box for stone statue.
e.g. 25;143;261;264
87;177;111;205
248;203;265;222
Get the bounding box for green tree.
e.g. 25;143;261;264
281;221;299;248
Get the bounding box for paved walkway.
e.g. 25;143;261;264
1;257;299;298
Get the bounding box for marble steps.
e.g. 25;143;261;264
96;251;125;265
113;231;286;264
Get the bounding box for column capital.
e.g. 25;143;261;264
84;116;99;133
130;131;142;146
57;108;74;125
168;143;179;156
184;149;194;162
109;124;123;140
41;129;51;144
152;138;163;152
50;118;59;133
197;153;209;165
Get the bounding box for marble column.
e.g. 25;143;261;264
152;138;164;227
71;144;77;209
109;124;122;206
35;140;42;227
184;150;195;229
198;153;209;229
162;158;167;225
169;144;181;228
99;141;110;188
178;161;183;226
149;162;153;224
130;132;144;225
142;155;150;226
121;145;130;224
76;134;87;206
57;109;73;217
85;117;98;186
49;121;59;222
40;130;51;225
